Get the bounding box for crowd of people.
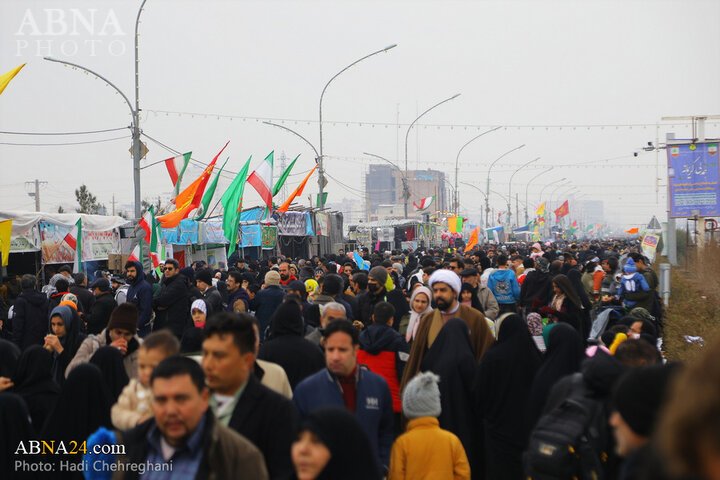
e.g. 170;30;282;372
0;239;718;480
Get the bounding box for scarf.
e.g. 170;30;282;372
406;286;433;343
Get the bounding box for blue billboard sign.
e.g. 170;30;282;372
667;142;720;218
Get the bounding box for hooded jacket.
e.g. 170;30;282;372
358;322;410;412
48;305;86;385
258;302;325;389
12;287;49;350
85;291;117;335
487;268;521;304
124;261;153;334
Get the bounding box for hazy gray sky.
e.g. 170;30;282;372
2;0;719;227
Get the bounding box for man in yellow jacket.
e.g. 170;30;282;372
388;371;470;480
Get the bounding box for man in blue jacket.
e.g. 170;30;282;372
293;319;394;475
487;254;521;315
124;260;153;337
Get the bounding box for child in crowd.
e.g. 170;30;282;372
191;299;207;328
388;372;470;480
110;330;180;429
617;258;649;308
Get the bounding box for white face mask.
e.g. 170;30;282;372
630;333;640;340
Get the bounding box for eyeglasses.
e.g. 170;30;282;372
164;267;174;272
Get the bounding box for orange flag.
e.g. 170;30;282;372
625;227;639;234
158;142;228;228
277;164;317;213
464;227;480;252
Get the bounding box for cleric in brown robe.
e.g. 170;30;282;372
400;268;495;393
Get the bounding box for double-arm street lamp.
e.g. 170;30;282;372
485;144;525;228
404;93;461;218
44;0;149;219
453;126;502;214
524;166;553;224
318;44;397;208
507;156;540;227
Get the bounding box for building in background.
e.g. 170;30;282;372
364;165;448;221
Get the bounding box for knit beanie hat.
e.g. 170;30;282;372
265;270;281;286
623;257;637;274
612;364;679;437
403;371;442;419
369;266;388;286
195;269;213;286
107;303;138;334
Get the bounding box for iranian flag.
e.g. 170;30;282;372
164;152;192;196
138;206;161;268
413;195;435;212
128;243;141;263
247;152;274;211
63;218;83;273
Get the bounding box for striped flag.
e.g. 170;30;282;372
413;196;435;212
63;218;83;273
164;152;192;196
247;152;274;212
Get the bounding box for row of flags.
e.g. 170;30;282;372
156;146;316;257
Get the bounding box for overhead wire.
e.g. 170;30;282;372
0;127;129;136
0;135;130;146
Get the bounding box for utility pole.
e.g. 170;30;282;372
26;179;47;212
279;151;288;202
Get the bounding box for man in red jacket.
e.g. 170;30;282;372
357;301;410;437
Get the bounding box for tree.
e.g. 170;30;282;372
57;205;65;213
141;196;166;216
75;184;103;214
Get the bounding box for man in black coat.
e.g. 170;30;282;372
202;312;296;480
195;269;224;315
84;278;117;335
249;271;285;341
357;266;409;330
69;273;94;313
12;274;48;350
152;259;191;339
225;271;250;312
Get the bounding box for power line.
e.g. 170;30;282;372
0;127;129;136
0;135;130;147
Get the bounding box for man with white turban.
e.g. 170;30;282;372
400;269;495;394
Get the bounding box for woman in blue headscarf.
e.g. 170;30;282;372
44;305;86;385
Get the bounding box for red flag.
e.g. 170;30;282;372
554;200;569;221
625;227;639;234
571;220;578;228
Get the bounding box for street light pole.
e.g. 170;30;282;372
363;152;409;216
45;1;148;219
508;156;540;227
405;93;461;218
319;44;397;208
524;166;553;224
485;144;525;229
454;126;501;214
461;181;488;235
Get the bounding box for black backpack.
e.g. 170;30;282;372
524;373;609;480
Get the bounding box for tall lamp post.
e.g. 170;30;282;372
461;181;487;234
318;44;397;208
507;156;540;227
363;152;409;217
524;166;553;224
485;144;525;228
453;126;501;214
405;93;461;218
44;1;149;219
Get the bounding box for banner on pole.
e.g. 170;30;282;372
667;141;720;218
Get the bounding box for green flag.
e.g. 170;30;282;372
272;154;299;196
194;157;229;220
221;156;252;256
